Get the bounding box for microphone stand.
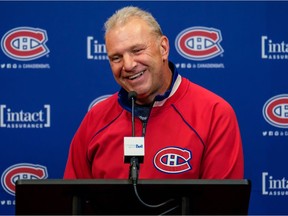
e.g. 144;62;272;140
126;92;176;213
129;91;139;184
131;93;136;137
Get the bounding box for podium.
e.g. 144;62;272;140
16;179;251;215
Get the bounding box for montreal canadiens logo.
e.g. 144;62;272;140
1;27;49;61
263;94;288;128
1;163;48;196
175;26;223;61
88;94;112;111
154;147;191;174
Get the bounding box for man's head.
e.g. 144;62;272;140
104;6;172;105
104;6;163;39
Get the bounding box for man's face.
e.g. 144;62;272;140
105;18;169;104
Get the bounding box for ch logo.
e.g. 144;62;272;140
154;147;191;174
1;27;49;61
1;163;48;196
175;26;223;61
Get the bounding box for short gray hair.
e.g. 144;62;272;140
104;6;163;38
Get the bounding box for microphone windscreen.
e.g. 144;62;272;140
128;91;137;100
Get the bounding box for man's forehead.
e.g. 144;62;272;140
112;17;151;33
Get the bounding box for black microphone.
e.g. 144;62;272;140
128;91;137;100
128;91;137;137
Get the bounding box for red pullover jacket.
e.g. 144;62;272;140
64;63;244;179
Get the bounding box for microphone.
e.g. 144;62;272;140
124;91;144;184
128;91;137;100
128;91;137;137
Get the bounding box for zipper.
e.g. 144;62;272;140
136;101;154;137
142;121;147;136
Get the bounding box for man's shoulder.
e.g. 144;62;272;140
178;77;234;113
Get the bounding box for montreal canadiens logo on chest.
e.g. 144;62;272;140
153;147;192;174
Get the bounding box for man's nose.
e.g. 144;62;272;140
122;53;136;71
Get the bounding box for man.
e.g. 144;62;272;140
64;6;244;179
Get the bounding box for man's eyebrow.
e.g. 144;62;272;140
131;43;148;51
130;43;145;49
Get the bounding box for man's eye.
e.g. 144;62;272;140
133;49;143;54
111;56;121;62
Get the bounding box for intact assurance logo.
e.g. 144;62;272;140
262;172;288;196
87;36;108;61
175;26;224;70
0;104;51;129
262;94;288;137
261;36;288;60
0;27;50;70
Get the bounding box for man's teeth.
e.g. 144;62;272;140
129;71;144;80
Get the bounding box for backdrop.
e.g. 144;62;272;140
0;1;288;215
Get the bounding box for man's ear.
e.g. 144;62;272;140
160;36;169;60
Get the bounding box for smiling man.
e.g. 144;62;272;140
64;6;244;179
105;14;171;105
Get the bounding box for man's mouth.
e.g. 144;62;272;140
128;71;145;80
